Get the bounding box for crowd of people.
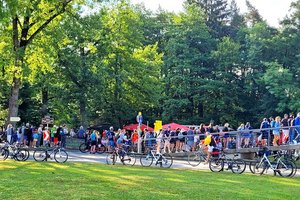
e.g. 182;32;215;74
1;123;71;148
1;113;300;155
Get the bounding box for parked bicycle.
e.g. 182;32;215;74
0;142;29;161
249;148;295;177
106;145;136;166
33;146;68;163
140;148;173;168
209;149;246;174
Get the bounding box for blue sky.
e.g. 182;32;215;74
131;0;296;27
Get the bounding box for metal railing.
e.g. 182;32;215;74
138;125;300;154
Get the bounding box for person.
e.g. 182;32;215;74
24;123;32;147
117;129;126;149
288;114;295;144
186;127;194;152
78;126;85;138
70;129;76;137
260;118;270;146
43;128;50;147
50;126;57;147
245;122;253;147
156;129;164;154
222;123;230;149
90;130;97;154
163;127;171;153
107;126;115;151
6;124;13;144
175;128;181;153
294;113;300;143
131;129;138;149
237;123;245;148
170;129;177;153
60;125;66;148
144;129;152;151
273;116;281;146
32;128;38;148
203;132;216;164
199;124;206;141
37;124;43;147
281;114;289;144
206;123;214;133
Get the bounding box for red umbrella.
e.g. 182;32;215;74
162;123;189;131
123;124;154;132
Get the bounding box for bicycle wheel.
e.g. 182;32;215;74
33;150;47;162
106;152;117;165
96;145;106;154
79;143;89;153
209;158;224;172
16;149;30;161
54;149;68;163
0;148;9;160
140;153;153;167
231;159;246;174
122;153;136;166
188;152;204;167
161;153;173;168
277;160;294;177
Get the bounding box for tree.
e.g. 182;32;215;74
0;0;85;125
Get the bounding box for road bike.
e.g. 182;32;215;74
0;142;29;161
33;146;68;163
140;148;173;168
249;148;295;177
209;149;246;174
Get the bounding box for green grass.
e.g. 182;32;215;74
0;161;299;200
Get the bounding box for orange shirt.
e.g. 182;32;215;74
132;133;138;142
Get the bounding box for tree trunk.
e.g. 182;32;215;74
8;77;21;125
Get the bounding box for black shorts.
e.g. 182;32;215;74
179;138;185;142
91;141;97;146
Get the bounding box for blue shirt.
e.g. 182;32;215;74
294;117;300;126
91;133;97;141
273;122;281;135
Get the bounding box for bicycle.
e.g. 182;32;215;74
140;147;173;168
249;148;294;177
106;145;136;166
79;140;106;154
187;147;207;167
33;146;68;163
0;142;29;161
209;149;246;174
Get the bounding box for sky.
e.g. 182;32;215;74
131;0;296;27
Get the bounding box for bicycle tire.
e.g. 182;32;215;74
54;149;68;163
33;150;47;162
140;153;153;167
122;153;136;166
231;159;246;174
97;145;106;154
0;148;9;160
277;160;294;177
209;158;224;172
161;153;173;168
16;149;30;161
79;143;89;153
106;152;117;165
187;152;205;167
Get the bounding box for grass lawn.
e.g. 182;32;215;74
0;161;299;200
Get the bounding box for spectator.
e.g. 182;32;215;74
163;127;171;153
107;126;115;151
281;114;289;144
237;123;245;148
222;123;230;149
288;114;295;144
294;113;300;143
260;118;270;146
186;127;194;152
90;130;97;154
37;124;43;147
78;126;85;139
6;124;13;144
60;125;67;148
203;132;216;164
24;123;32;147
170;129;177;153
50;126;57;147
273;116;281;146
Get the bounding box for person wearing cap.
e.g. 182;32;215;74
107;126;115;151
